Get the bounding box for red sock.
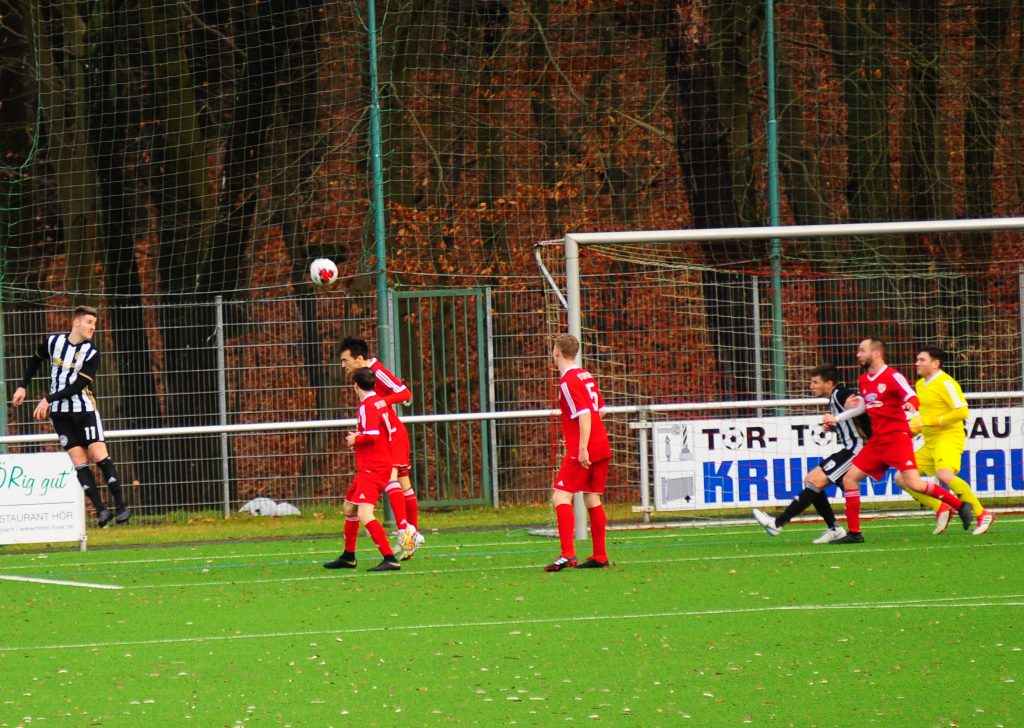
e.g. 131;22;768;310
344;516;361;552
844;492;861;533
588;505;607;561
365;519;394;557
404;490;419;529
923;481;963;510
555;502;575;557
385;483;408;529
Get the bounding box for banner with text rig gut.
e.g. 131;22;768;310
653;408;1024;511
0;453;86;545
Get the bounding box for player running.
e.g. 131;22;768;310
338;337;423;558
12;306;129;528
324;368;404;572
831;338;973;544
753;363;869;543
545;334;611;571
903;347;994;535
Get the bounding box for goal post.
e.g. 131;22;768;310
561;216;1024;397
541;217;1024;533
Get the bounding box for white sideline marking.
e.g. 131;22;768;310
3;515;1020;573
2;594;1021;653
0;574;122;590
122;539;1022;590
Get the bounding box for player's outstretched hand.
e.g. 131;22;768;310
11;386;26;407
32;398;50;421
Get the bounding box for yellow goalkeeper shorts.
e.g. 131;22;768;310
915;428;967;476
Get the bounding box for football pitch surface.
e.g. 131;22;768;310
2;518;1022;727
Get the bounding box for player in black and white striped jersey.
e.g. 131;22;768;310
12;305;129;527
753;363;871;544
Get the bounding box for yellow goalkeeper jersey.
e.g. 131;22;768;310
915;370;968;434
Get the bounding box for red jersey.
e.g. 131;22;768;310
354;394;395;470
368;358;412;407
558;366;611;461
858;365;918;438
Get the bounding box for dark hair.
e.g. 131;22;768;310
809;363;838;384
340;336;370;359
919;346;945;365
867;337;887;358
73;305;98;319
353;367;377;392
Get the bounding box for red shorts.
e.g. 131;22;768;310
344;466;392;506
553;455;610;494
851;432;918;480
390;420;411;475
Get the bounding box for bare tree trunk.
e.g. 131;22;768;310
818;0;892;226
33;0;100;299
900;2;953;222
664;0;755;398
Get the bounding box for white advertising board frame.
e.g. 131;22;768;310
653;407;1024;511
0;453;86;549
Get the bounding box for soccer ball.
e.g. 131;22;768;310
309;258;338;287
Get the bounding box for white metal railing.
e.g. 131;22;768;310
3;392;1020;520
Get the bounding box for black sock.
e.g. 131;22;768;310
811;489;838;529
97;457;126;511
775;487;816;527
75;465;107;512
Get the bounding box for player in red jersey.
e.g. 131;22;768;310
324;368;403;572
831;338;973;544
339;337;423;558
545;334;612;571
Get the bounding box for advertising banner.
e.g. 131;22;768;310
653;407;1024;511
0;453;86;546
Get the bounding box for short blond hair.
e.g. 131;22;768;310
554;333;580;360
73;305;98;320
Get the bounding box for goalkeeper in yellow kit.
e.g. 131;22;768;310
905;347;994;535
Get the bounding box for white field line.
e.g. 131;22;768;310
2;594;1022;654
98;539;1023;591
0;574;122;590
3;516;1021;573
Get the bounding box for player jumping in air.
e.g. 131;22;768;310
545;334;611;571
903;347;994;535
12;306;130;528
324;368;404;572
753;363;869;543
338;337;423;559
831;338;973;544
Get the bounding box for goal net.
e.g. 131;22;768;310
539;220;1024;517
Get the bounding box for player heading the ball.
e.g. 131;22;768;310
12;306;130;528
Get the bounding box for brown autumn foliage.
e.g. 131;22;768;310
1;1;1023;508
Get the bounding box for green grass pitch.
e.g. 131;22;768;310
2;517;1022;727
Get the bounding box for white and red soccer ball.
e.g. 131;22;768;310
309;257;338;287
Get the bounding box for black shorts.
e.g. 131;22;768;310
817;448;856;484
50;411;105;450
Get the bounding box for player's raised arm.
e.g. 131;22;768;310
12;341;49;406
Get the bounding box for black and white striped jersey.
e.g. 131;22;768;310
20;334;100;413
831;384;871;453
